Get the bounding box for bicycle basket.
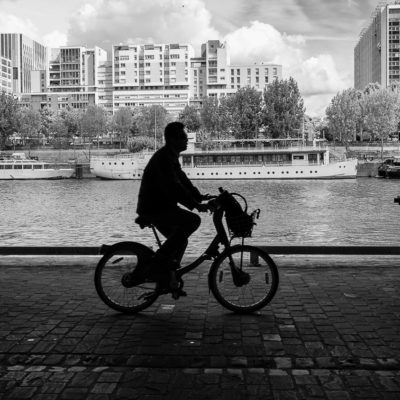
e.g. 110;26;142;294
226;211;255;238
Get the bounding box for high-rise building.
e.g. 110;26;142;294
355;1;400;90
0;33;47;94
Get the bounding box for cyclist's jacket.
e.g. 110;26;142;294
136;145;202;215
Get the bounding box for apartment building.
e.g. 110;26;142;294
355;1;400;90
0;35;12;94
112;43;193;115
190;40;282;106
1;33;283;116
23;45;108;111
0;33;47;94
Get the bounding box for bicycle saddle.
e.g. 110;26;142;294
135;215;153;229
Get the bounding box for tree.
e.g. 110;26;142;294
222;88;262;139
361;86;400;157
0;92;19;149
261;77;305;138
50;114;69;148
178;105;201;132
325;88;361;144
18;107;42;147
113;107;133;147
39;107;54;143
132;105;169;149
60;107;81;138
200;97;220;137
80;105;107;144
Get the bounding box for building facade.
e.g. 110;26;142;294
1;34;283;116
0;33;47;94
355;1;400;90
112;43;193;115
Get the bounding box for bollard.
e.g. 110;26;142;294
75;164;83;179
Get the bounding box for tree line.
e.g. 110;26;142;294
325;83;400;147
0;77;305;151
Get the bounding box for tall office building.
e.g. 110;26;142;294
0;33;47;94
355;1;400;90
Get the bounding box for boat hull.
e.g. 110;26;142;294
0;169;74;180
90;156;358;180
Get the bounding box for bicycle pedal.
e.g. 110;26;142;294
171;289;187;300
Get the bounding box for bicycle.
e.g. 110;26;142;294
94;187;279;314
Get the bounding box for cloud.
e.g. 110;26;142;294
0;13;39;39
224;21;349;116
42;30;68;48
63;1;349;116
67;0;219;52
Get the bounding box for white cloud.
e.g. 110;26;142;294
224;21;349;116
0;13;38;39
42;30;68;48
67;0;220;53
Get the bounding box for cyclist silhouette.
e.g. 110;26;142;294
135;121;209;280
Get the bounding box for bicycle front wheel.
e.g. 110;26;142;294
209;245;279;313
94;242;159;314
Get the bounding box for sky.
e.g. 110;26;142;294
0;0;383;117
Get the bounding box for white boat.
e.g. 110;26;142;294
90;137;358;180
0;152;75;180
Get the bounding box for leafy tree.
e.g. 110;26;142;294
261;77;305;138
39;107;54;142
113;107;133;146
60;107;81;138
50;114;69;148
80;105;107;143
222;87;262;139
178;105;201;132
361;86;400;157
0;92;19;149
326;88;361;144
200;97;220;137
132;105;169;149
127;135;154;152
18;107;42;147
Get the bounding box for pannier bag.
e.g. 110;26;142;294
219;189;259;238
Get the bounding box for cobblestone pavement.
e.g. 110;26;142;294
0;255;399;399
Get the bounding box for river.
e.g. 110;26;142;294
1;178;400;256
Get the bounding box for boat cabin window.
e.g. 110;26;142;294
182;156;191;166
308;154;318;163
33;164;43;169
293;155;305;160
4;165;12;169
14;164;22;169
23;165;32;169
44;165;51;169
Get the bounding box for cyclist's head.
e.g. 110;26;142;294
165;122;188;152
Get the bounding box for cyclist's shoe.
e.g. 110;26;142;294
122;270;145;288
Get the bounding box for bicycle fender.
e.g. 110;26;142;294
99;241;154;256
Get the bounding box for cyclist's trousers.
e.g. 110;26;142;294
147;207;201;264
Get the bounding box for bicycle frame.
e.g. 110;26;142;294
152;207;231;281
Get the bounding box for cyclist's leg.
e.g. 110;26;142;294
151;207;201;266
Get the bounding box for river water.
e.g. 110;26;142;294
1;178;400;256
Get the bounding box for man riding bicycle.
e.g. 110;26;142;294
134;121;209;284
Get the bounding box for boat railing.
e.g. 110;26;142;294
190;145;325;154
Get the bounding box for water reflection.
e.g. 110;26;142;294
1;178;400;256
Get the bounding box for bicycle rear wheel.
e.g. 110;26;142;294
209;245;279;313
94;242;159;314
